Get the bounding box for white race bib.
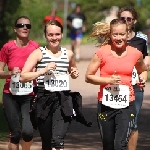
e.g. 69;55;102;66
72;18;83;29
132;66;139;85
44;71;69;92
9;74;33;95
102;85;129;109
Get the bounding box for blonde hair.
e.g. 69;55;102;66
88;19;127;47
88;22;111;47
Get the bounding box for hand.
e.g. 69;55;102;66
137;77;146;88
11;67;21;75
70;67;79;79
110;74;121;85
44;62;56;73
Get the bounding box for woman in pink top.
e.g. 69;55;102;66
0;16;39;150
85;19;147;150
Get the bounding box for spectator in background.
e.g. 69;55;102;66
67;4;86;62
43;9;63;27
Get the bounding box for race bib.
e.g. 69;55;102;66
44;71;69;92
9;74;33;95
72;18;83;29
102;85;129;109
132;66;139;85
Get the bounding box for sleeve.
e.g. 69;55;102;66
144;35;149;57
67;14;72;21
95;48;103;62
0;44;8;63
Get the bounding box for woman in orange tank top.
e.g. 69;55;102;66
85;19;147;150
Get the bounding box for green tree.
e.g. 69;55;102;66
0;0;21;48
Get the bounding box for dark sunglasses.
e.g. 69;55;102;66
15;23;31;29
120;17;134;22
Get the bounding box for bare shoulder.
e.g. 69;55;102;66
66;49;74;59
29;48;42;61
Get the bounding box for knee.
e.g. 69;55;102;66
114;140;127;150
10;130;21;144
22;129;33;142
51;136;64;149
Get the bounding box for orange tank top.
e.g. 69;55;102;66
95;45;142;102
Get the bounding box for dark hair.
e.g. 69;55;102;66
76;4;81;8
118;6;138;20
44;20;63;34
14;16;31;26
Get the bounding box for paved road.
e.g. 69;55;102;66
0;44;150;150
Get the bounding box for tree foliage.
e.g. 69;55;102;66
0;0;150;48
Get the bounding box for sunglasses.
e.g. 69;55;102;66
15;23;31;29
110;19;126;25
120;17;134;22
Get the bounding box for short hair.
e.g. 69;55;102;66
118;6;138;20
14;16;30;26
44;20;63;34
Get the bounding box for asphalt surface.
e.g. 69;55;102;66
0;44;150;150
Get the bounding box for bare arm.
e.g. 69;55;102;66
85;54;121;85
67;49;79;79
135;55;147;75
20;49;45;82
0;62;11;79
144;56;150;70
0;62;21;79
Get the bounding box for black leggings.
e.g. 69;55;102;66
2;93;33;144
37;101;71;150
97;101;136;150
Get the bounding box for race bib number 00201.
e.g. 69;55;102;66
102;85;129;109
44;71;69;92
9;74;33;95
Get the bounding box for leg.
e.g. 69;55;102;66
21;95;34;150
2;93;21;150
128;90;143;150
97;101;115;150
115;101;136;150
69;32;76;53
37;109;52;150
75;37;82;61
71;39;76;53
51;105;71;150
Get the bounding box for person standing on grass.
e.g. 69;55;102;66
118;6;150;150
85;18;147;150
67;4;86;62
0;16;39;150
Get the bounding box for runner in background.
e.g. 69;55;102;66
67;4;86;62
85;19;147;150
43;9;63;27
0;16;39;150
118;6;149;150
